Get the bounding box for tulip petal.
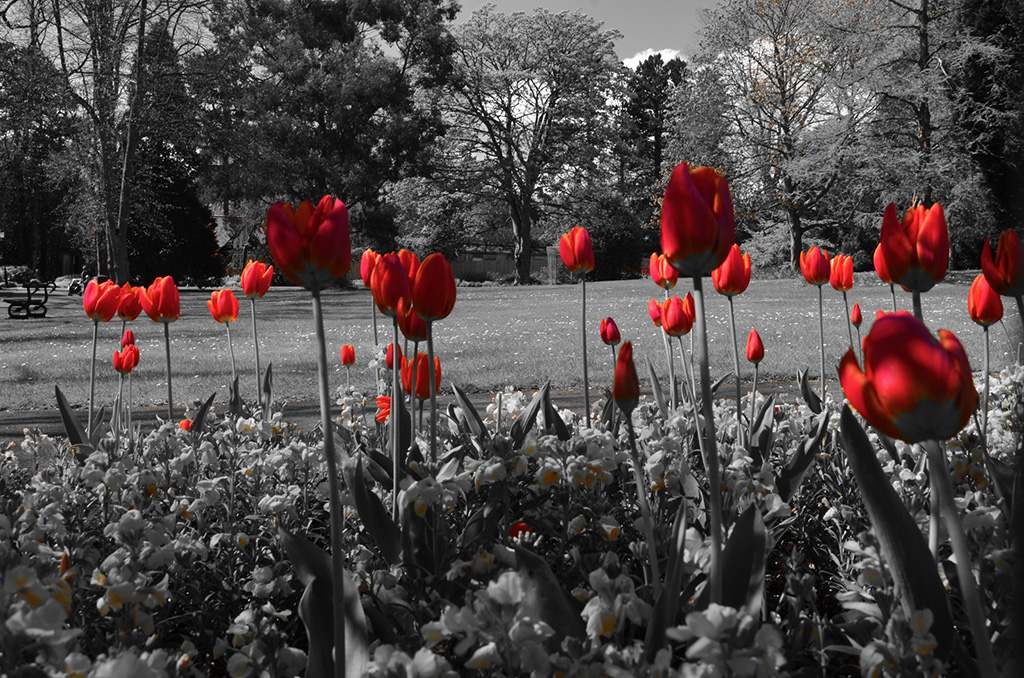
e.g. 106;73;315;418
880;203;912;282
839;349;901;440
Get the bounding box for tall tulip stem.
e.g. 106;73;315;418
609;345;617;430
427;324;439;463
88;320;98;437
114;373;124;449
923;440;998;677
691;275;723;604
410;340;419;444
817;285;826;405
748;364;759;444
163;322;173;422
249;299;262;401
225;322;237;386
889;283;897;312
727;296;743;445
842;291;855;350
310;289;347;678
1016;295;1024;350
371;297;379;346
912;290;923;321
625;416;661;599
393;318;402;515
662;289;677;413
581;277;591;428
675;337;696;407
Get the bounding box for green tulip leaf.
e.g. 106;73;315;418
797;367;822;414
696;503;766;615
228;376;246;418
55;385;90;462
543;389;571;441
776;409;830;502
511;381;549;449
749;395;776;466
189;392;217;437
261;362;273;419
452;382;489;441
348;459;402;565
838;406;954;660
514;544;585;650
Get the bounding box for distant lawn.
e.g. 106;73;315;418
0;273;1018;411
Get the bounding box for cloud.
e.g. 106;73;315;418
623;48;685;70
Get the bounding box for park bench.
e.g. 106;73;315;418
4;279;57;319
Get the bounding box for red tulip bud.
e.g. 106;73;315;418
397;298;428;342
980;229;1024;297
208;289;239;324
662;295;694;337
179;418;192;431
398;249;421;285
613;341;640;415
968;273;1003;327
117;283;142;321
873;243;893;284
829;254;853;292
647;299;663;328
559;227;595;274
241;260;273;300
879;202;949;293
850;303;863;328
401;353;441;399
371;253;411;318
386;342;401;370
412;253;457;322
121;329;135;348
600;317;620;346
83;279;122;323
745;329;764;364
711;244;751;296
340;344;355;366
799;247;830;286
360;249;381;288
660;162;735;277
140;277;180;323
649;253;678;290
113;344;140;374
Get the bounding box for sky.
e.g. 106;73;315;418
455;0;720;67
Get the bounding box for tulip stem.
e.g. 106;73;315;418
1016;295;1024;353
88;320;98;438
692;275;723;605
346;366;351;394
128;372;133;444
427;323;439;464
678;335;706;466
924;439;998;677
889;283;897;312
625;416;661;600
817;285;826;405
225;322;237;386
855;326;863;362
675;336;696;408
977;327;1008;509
371;297;379;346
727;295;743;446
662;289;677;414
912;291;923;321
250;298;262;402
581;277;591;428
393;318;402;516
163;322;173;422
609;344;617;430
842;291;855;350
114;373;124;450
748;364;759;446
410;340;419;445
922;442;940;559
310;289;347;678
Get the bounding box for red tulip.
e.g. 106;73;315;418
613;341;640;415
968;274;1003;327
207;289;239;324
371;253;411;317
179;418;192;431
980;229;1024;297
600;317;620;346
829;254;854;292
360;249;381;288
559;227;595;274
117;283;142;321
660;162;735;277
121;329;135;348
649;253;678;290
510;521;533;539
647;299;663;328
682;292;695;322
375;396;391;423
711;244;751;296
386;342;401;370
873;244;893;284
266;195;351;290
240;260;273;300
875;309;886;323
412;253;457;321
140;277;180;323
113;344;140;375
340;344;355;366
799;247;830;286
83;279;122;323
401;353;441;399
398;249;421;285
850;303;863;328
745;329;764;364
879;202;949;292
839;311;977;443
662;295;694;337
397;298;427;342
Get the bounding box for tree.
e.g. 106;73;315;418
622;54;687;192
439;6;623;284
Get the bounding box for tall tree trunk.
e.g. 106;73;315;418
510;200;533;285
915;0;933;204
787;205;804;271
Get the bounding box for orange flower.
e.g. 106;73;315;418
711;244;751;296
121;329;135;348
340;345;355;366
839;311;976;443
83;279;122;323
649;253;678;290
179;418;192;431
873;243;893;284
401;353;441;399
850;302;863;328
600;317;620;346
386;342;401;370
647;299;663;328
397;298;427;342
879;202;949;293
375;396;391;423
829;254;853;292
113;344;140;374
412;253;457;322
968;274;1003;327
117;283;142;321
980;229;1024;297
613;341;640;415
660;162;735;277
799;247;830;286
559;227;595;274
398;249;421;285
266;195;351;290
745;329;764;364
371;253;411;318
662;295;694;337
360;249;380;288
140;277;180;323
240;260;273;300
207;289;239;323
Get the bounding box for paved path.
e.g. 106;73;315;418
0;382;806;445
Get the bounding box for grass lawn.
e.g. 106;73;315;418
0;273;1019;411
